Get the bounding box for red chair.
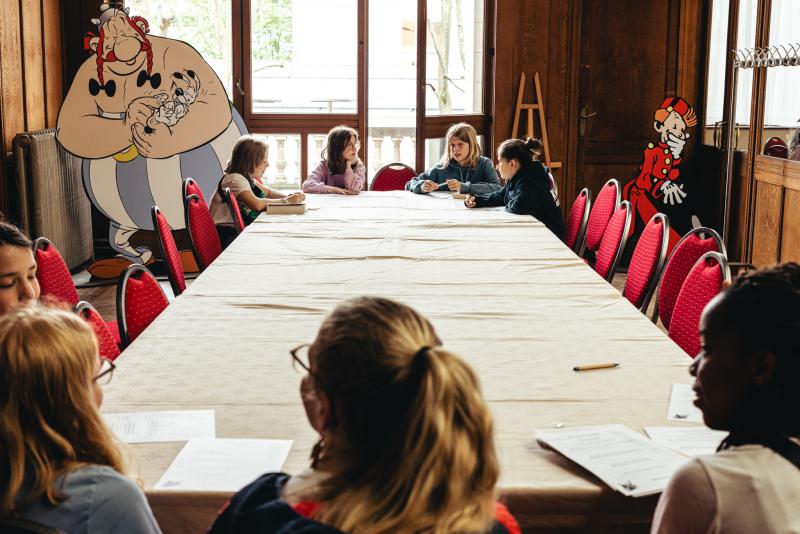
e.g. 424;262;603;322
223;187;246;234
371;162;416;191
564;188;592;253
184;194;223;271
33;237;79;305
116;264;169;347
151;206;186;297
593;200;632;282
668;251;731;357
651;227;724;328
183;177;204;203
75;301;121;361
580;178;620;256
622;213;669;311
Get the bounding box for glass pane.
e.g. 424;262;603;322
704;0;730;130
761;0;800;160
251;0;357;114
425;0;484;115
368;0;417;182
126;0;233;101
733;0;758;150
251;133;302;190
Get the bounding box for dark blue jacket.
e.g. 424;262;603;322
473;161;565;240
406;157;500;194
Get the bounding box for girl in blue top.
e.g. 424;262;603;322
406;122;500;195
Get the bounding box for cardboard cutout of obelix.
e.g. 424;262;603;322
57;4;246;278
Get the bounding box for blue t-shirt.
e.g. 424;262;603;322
21;464;161;534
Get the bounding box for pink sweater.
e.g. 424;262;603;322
303;160;366;193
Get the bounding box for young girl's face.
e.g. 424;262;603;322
0;245;39;315
342;135;360;162
251;148;269;180
495;157;519;181
450;137;470;165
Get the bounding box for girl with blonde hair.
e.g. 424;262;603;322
0;305;161;533
210;296;519;534
407;122;500;195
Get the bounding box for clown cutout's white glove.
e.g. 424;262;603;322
666;131;688;160
661;182;687;205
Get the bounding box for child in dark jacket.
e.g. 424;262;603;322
465;138;565;241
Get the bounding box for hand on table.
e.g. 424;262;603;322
328;186;358;195
285;192;305;203
446;179;462;192
464;195;477;208
421;180;439;193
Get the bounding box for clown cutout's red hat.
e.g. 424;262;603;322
654;97;698;127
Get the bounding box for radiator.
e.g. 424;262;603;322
12;129;93;270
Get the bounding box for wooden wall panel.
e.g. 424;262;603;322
750;180;782;266
780;188;800;263
1;0;24;154
43;0;63;127
21;0;46;131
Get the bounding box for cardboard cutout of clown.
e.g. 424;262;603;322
56;4;247;279
622;97;698;253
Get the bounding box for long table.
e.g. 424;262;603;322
103;191;692;533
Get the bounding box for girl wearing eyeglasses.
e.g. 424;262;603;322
210;296;519;534
0;305;161;533
303;126;366;195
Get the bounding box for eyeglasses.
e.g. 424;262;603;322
93;357;116;386
345;141;361;150
290;343;313;375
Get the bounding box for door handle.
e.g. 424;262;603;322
580;110;597;119
579;106;596;137
235;80;245;96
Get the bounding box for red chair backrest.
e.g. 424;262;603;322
183;177;204;203
371;163;416;191
33;237;79;306
224;188;246;234
116;264;169;347
76;301;121;361
594;201;631;282
668;251;730;357
184;194;222;271
654;227;723;329
564;188;592;253
583;179;620;253
151;206;186;297
623;213;669;311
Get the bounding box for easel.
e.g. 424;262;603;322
511;72;561;172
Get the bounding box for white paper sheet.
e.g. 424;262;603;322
103;410;215;443
667;383;703;422
645;426;728;457
535;424;688;497
155;438;293;491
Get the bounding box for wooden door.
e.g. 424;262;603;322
575;0;705;251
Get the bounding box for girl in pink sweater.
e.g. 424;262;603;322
303;126;366;194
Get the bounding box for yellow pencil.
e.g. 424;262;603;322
572;362;620;372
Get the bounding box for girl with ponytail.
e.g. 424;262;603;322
465;137;564;240
209;296;520;534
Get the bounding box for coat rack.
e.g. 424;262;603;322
722;43;800;242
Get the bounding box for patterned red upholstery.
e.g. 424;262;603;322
655;229;721;329
226;189;246;233
623;214;668;310
77;302;121;361
183;177;204;202
584;179;620;253
564;188;590;252
117;265;169;346
185;195;222;270
34;238;79;306
152;206;186;296
594;202;630;281
668;253;727;357
371;163;416;191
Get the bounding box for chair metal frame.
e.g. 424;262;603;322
623;212;670;312
151;205;185;297
182;176;203;202
650;226;725;324
579;177;621;257
370;162;417;191
116;263;168;348
568;187;592;254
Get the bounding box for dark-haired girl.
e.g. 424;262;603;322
652;262;800;533
303;126;366;194
0;221;39;315
465;138;564;240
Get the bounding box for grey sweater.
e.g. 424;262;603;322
21;465;161;534
406;156;500;194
